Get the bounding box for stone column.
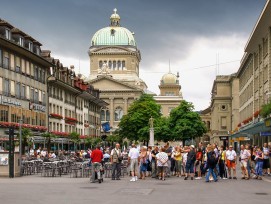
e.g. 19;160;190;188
149;128;154;147
123;97;128;114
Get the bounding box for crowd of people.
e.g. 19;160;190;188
24;141;271;183
103;142;271;182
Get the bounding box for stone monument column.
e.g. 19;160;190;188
149;116;154;147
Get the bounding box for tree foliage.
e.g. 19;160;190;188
41;132;56;152
155;117;172;142
260;101;271;118
119;94;161;142
169;100;207;142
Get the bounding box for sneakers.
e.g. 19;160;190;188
135;176;138;181
222;177;228;180
195;177;202;180
130;177;136;182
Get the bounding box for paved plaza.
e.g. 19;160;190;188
0;173;270;204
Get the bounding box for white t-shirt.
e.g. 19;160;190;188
226;150;236;160
240;149;250;160
263;147;269;159
128;148;139;159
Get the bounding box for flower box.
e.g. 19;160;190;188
50;113;63;119
65;117;77;122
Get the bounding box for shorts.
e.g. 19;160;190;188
195;161;202;172
240;160;248;168
130;159;139;172
140;163;147;172
157;166;166;174
175;160;182;172
185;162;194;173
226;160;236;169
263;159;270;169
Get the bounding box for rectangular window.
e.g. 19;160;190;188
34;66;38;80
28;42;33;52
43;92;46;105
34;89;39;102
15;56;21;73
3;79;8;96
3;52;9;69
30;88;34;101
5;29;11;40
221;117;227;129
26;86;30;100
30;63;34;77
16;82;20;98
0;77;2;93
21;84;25;99
19;37;24;47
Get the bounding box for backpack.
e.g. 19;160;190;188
208;152;217;167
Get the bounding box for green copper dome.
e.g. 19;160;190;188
91;9;136;47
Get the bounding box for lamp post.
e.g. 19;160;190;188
19;118;23;176
149;116;154;147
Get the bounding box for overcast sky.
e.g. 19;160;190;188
0;0;267;110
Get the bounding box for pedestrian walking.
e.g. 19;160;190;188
128;144;140;182
205;145;218;182
90;145;103;183
240;144;251;180
110;143;122;180
254;147;264;180
225;145;237;179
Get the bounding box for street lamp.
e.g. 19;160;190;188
19;118;23;176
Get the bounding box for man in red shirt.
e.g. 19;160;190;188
90;146;103;183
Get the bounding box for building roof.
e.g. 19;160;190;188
91;9;136;47
245;0;271;53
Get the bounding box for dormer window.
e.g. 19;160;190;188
28;41;33;52
19;37;24;47
5;29;11;40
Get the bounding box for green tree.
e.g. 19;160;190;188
41;132;56;152
169;100;207;144
119;94;161;142
69;132;80;151
155;117;172;142
20;128;33;155
260;101;271;118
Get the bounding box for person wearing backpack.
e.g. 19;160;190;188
205;145;218;182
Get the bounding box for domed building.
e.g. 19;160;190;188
154;70;183;116
87;9;147;133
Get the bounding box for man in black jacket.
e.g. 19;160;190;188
184;145;196;180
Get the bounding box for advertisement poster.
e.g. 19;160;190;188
0;154;9;165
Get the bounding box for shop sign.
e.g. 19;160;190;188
219;136;228;140
0;96;21;106
29;103;46;112
260;132;271;136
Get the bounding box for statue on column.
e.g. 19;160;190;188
149;116;154;128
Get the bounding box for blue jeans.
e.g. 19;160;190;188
206;168;217;182
255;161;263;176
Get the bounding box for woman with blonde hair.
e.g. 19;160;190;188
139;146;148;180
174;146;182;177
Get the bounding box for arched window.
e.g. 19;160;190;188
122;61;125;70
99;61;103;68
101;108;110;122
113;61;116;70
114;107;123;121
117;60;121;70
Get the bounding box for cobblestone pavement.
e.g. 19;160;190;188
0;173;271;204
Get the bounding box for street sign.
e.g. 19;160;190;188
260;132;271;136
